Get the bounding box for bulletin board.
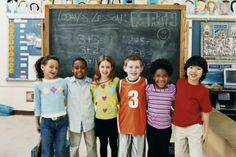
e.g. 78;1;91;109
192;21;236;85
8;19;42;80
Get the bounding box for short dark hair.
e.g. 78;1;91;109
72;57;87;68
184;56;208;82
149;58;173;76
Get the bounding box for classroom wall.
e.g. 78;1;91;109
0;2;34;111
0;2;190;112
2;1;233;112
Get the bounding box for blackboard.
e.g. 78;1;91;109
44;5;186;83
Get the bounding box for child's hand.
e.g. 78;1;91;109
36;123;41;133
35;116;41;133
201;133;207;144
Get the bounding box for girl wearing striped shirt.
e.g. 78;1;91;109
146;58;176;157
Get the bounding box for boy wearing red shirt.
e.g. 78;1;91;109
173;56;212;157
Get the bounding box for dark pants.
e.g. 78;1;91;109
147;124;172;157
95;118;118;157
99;135;118;157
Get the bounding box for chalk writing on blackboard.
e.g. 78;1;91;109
45;5;186;83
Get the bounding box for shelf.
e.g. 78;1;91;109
219;108;236;111
186;15;236;21
7;14;44;19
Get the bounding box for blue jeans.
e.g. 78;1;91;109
41;116;68;157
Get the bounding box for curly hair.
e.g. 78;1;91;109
72;57;87;68
149;58;173;76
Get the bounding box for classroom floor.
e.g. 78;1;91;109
0;115;89;157
0;115;117;157
0;115;214;157
0;115;39;157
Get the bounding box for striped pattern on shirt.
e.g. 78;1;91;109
146;84;176;129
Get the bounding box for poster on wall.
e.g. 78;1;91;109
8;19;42;80
201;22;236;62
7;0;42;14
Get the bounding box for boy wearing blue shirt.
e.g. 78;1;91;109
66;57;97;157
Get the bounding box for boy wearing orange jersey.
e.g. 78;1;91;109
118;55;147;157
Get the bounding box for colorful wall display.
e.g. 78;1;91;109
201;22;236;62
7;0;42;14
8;19;41;80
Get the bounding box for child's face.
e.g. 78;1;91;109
153;69;169;89
99;60;112;79
72;60;87;79
123;60;143;81
186;65;203;84
41;59;59;80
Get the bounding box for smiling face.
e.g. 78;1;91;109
41;59;59;80
72;60;87;79
153;68;169;89
99;60;113;80
186;65;203;85
124;60;143;81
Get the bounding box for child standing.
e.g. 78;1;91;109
34;56;68;157
173;56;212;157
118;55;147;157
90;55;119;157
66;57;97;157
146;59;176;157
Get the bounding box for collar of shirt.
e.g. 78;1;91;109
69;76;91;85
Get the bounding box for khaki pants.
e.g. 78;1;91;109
174;124;203;157
118;133;145;157
69;129;97;157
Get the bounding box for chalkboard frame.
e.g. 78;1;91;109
44;4;186;80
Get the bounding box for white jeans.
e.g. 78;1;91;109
174;124;203;157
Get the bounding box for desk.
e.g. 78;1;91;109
210;90;236;120
203;109;236;157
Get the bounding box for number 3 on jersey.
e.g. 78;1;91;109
128;90;138;108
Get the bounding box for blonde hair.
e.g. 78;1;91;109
93;55;115;85
123;54;143;67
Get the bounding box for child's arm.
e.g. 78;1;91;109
64;80;68;107
201;112;210;143
117;79;120;103
35;116;40;133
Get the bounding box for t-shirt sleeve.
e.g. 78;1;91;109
146;84;151;102
172;84;176;101
200;87;212;113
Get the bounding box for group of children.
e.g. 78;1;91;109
34;54;212;157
